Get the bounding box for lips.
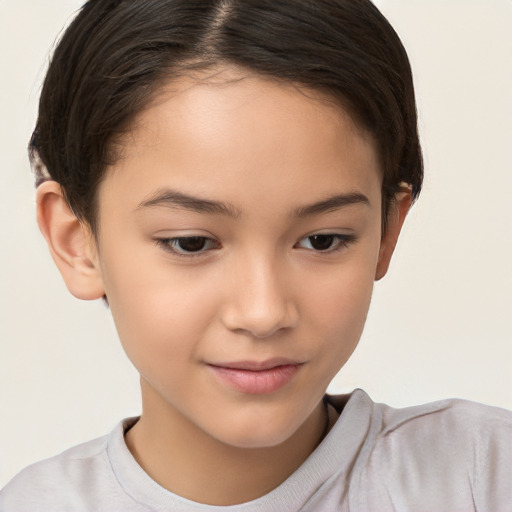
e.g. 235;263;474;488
207;358;303;394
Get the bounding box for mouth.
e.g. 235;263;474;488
206;358;304;394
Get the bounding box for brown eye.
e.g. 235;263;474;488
156;236;220;256
308;235;336;251
296;233;356;253
176;237;208;252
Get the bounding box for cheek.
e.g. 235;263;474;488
310;270;374;323
318;278;373;357
303;251;378;366
100;255;220;379
308;245;377;321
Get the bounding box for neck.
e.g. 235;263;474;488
125;382;330;506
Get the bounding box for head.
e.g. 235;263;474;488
31;0;422;233
34;0;422;448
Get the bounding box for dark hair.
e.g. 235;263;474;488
30;0;423;234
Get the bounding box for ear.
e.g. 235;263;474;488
36;181;105;300
375;185;412;281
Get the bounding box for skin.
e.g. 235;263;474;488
36;68;411;506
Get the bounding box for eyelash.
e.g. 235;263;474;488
155;233;357;258
155;236;221;258
294;233;357;253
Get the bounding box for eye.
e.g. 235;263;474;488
296;234;356;252
156;236;220;256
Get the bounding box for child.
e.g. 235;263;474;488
1;0;511;510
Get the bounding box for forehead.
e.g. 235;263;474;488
102;68;382;214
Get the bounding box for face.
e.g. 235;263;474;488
93;69;386;448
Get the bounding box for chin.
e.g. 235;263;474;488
212;420;299;450
223;433;291;450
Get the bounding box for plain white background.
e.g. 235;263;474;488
1;0;511;488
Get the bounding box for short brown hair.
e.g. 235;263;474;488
30;0;423;234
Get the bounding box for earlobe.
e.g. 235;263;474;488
375;185;412;281
36;181;105;300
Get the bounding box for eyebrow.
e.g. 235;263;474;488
138;188;370;218
138;189;241;218
294;192;370;217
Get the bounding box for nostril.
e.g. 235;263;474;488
221;299;299;338
220;261;299;337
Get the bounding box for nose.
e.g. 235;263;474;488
221;255;299;338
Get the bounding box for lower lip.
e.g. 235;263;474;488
208;364;302;394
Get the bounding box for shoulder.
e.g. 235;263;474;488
0;422;133;512
375;396;512;456
377;395;512;437
358;395;512;511
374;397;512;472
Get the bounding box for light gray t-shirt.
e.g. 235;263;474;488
1;389;511;511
